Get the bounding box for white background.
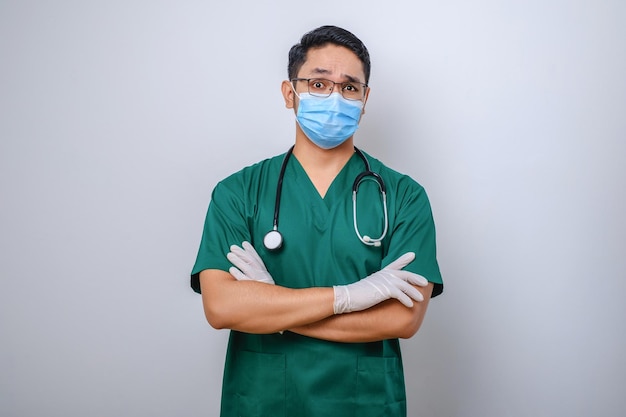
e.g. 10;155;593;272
1;1;624;416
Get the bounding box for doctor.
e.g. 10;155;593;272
191;25;443;417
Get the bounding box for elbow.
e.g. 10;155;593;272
199;272;238;330
397;317;422;339
397;283;433;339
204;304;275;334
206;313;228;330
203;300;233;330
395;305;427;339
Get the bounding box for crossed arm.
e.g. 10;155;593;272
289;283;433;342
199;264;433;343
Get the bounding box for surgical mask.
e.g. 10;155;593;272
295;93;364;149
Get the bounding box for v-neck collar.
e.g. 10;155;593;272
288;152;361;206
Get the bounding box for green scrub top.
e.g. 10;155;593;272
191;150;443;417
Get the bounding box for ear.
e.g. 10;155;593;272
281;80;295;109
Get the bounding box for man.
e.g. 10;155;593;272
191;25;443;417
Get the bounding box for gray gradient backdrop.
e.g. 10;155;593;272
1;1;625;416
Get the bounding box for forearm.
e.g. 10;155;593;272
289;283;433;343
199;269;335;334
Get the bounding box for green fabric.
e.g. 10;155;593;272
191;150;443;416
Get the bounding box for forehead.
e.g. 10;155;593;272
298;44;365;82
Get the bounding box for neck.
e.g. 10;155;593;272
292;127;355;197
293;124;354;165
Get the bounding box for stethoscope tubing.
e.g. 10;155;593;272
271;145;294;232
264;146;388;250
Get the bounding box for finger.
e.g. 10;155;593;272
229;266;250;281
242;241;266;268
259;276;275;285
229;245;248;261
395;280;424;302
394;270;428;287
232;243;264;270
383;252;415;271
229;245;260;269
227;251;253;273
388;286;415;308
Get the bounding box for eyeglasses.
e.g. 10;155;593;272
291;78;368;101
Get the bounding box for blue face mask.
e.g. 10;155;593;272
295;93;364;149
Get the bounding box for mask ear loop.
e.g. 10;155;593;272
352;171;388;247
290;81;303;100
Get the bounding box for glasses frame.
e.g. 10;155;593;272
291;78;368;101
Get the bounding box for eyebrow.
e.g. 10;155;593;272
309;67;363;83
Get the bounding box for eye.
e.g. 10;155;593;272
343;83;359;92
309;79;328;91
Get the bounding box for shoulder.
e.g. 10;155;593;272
359;150;426;197
214;153;286;195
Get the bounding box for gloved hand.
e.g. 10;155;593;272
333;252;428;314
227;241;275;284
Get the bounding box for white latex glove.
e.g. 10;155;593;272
333;252;428;314
227;241;275;284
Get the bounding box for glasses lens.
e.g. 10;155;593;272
340;82;365;100
301;78;366;100
307;79;332;97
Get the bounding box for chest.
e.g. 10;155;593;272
248;167;389;288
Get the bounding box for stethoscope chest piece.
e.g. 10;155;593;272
263;229;283;251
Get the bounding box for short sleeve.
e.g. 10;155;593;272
383;179;444;298
190;181;252;293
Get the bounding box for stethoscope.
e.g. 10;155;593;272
263;146;388;251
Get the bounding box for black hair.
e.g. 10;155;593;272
288;25;371;84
